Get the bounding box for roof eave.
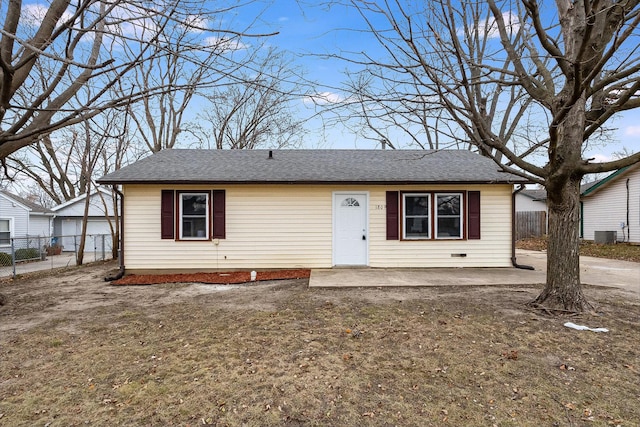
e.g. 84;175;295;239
97;179;528;186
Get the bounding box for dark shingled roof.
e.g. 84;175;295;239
98;149;528;185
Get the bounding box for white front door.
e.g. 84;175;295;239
333;193;368;266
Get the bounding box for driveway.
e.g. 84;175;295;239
309;249;640;294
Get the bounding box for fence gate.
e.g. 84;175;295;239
516;211;547;240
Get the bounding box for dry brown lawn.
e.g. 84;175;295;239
1;261;639;426
518;237;640;263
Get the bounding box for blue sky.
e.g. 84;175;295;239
240;0;640;160
11;0;640;159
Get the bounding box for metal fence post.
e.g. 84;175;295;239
101;235;105;261
11;238;16;278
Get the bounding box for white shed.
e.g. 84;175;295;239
515;188;547;212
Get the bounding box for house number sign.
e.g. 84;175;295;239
374;204;386;210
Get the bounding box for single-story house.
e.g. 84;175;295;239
51;189;116;252
581;162;640;243
97;149;528;274
0;190;54;250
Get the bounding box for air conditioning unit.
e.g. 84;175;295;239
594;231;617;244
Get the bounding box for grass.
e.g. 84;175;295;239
517;236;640;262
1;262;639;426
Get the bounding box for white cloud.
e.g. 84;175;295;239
589;153;613;163
203;36;249;51
182;14;209;33
21;3;74;27
624;126;640;136
465;11;522;39
303;91;345;105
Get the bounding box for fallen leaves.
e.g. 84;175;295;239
501;350;519;360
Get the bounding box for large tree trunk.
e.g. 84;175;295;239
531;175;591;312
531;88;591;312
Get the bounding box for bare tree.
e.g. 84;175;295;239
122;7;271;153
334;0;640;311
7;92;135;262
7;104;132;204
0;0;274;159
337;63;470;150
191;47;308;149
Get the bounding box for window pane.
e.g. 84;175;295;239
437;195;460;215
436;194;462;238
182;195;207;215
437;217;461;238
405;196;429;216
405;218;429;238
182;218;208;238
0;231;9;245
180;193;208;239
0;220;9;232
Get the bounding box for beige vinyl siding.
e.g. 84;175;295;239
124;185;333;271
123;183;514;272
582;167;640;243
369;185;513;268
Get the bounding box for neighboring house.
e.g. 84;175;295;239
0;190;54;249
51;189;116;252
515;188;547;212
97;149;528;274
581;163;640;243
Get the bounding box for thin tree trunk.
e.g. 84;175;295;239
76;184;92;266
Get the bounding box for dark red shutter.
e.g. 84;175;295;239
468;191;481;240
386;191;399;240
161;190;174;239
212;190;226;239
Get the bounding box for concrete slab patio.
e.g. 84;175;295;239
309;249;640;294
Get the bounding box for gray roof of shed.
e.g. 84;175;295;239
98;149;528;185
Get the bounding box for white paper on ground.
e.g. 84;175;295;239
564;322;609;333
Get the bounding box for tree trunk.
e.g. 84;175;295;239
76;185;92;266
531;175;591;312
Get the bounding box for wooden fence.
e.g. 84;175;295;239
516;211;547;240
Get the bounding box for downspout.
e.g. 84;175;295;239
512;184;535;270
626;179;630;242
105;186;125;281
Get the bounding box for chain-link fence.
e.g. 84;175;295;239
0;234;114;278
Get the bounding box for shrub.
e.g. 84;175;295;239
15;248;40;261
0;252;12;266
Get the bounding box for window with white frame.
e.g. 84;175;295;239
435;193;463;239
0;219;11;245
179;193;209;239
403;193;430;239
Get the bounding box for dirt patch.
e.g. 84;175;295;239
1;261;639;426
111;269;311;286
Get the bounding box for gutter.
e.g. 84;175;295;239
512;184;535;270
105;186;125;281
